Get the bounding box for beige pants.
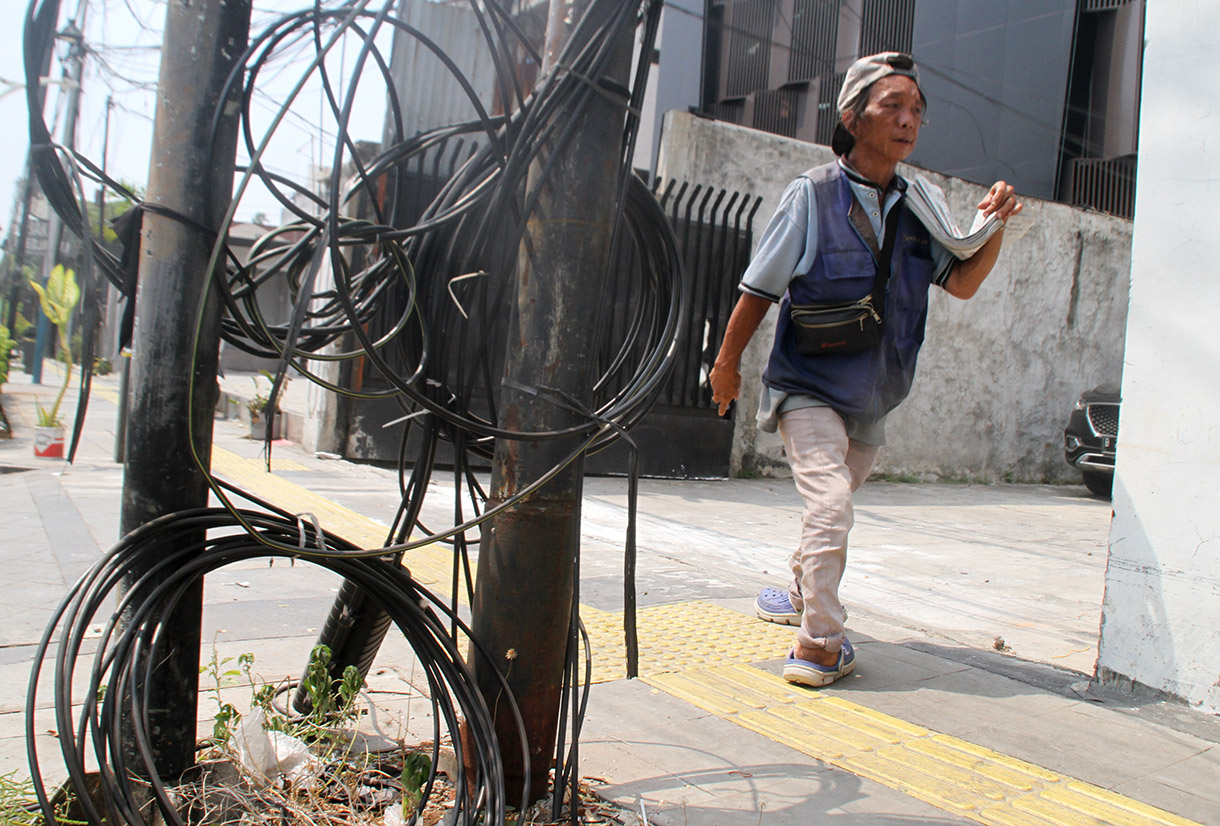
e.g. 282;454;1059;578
778;406;878;653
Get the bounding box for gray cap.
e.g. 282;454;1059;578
836;52;922;113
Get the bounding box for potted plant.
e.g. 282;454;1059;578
247;370;285;439
29;265;80;458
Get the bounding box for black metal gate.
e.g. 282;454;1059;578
585;179;762;478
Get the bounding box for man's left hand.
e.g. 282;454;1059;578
978;181;1023;224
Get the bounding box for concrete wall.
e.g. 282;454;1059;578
657;111;1132;482
1096;6;1220;713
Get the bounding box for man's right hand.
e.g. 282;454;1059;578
709;361;741;417
709;293;773;418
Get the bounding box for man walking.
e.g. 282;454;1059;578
709;52;1022;687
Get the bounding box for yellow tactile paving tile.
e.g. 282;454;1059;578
907;736;1047;791
645;664;1204;826
94;387;120;405
580;602;792;684
1040;782;1201;826
210;446;462;600
213;446;392;547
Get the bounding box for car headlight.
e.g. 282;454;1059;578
1074;397;1087;411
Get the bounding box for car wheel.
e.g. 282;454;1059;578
1082;471;1113;499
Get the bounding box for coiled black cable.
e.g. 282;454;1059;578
26;506;526;826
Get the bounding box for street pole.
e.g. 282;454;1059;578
5;11;55;340
119;0;250;777
31;21;84;385
468;0;636;802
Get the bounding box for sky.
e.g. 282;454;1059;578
1;0;395;244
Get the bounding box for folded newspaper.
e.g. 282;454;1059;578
905;175;1005;259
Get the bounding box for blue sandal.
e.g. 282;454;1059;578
755;587;801;625
783;639;855;687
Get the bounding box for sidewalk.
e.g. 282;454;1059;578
1;364;1217;825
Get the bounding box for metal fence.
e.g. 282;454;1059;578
789;0;839;83
652;178;762;411
752;88;801;138
1066;155;1136;219
723;0;775;98
860;0;915;56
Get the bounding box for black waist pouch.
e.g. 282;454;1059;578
790;300;883;355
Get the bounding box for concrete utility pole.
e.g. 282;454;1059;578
119;0;251;777
31;21;84;385
468;0;636;802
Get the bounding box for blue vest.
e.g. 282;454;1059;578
763;163;936;422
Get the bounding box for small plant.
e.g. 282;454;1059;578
297;644;364;737
12;313;32;341
91;356;112;376
0;768;82;826
202;648;257;745
28;265;81;429
0;769;42;826
0;324;12;389
202;645;363;748
400;752;432;819
247;379;270;421
250;369;290;422
186;645;427;821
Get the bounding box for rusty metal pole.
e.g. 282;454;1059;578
119;0;250;777
468;0;636;803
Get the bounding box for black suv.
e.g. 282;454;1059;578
1063;382;1120;498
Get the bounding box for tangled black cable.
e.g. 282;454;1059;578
205;0;684;454
26;506;524;826
22;0;683;524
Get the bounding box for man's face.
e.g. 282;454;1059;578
846;75;925;165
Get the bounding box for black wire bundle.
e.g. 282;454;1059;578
21;0;683;543
26;506;522;826
206;0;685;461
22;0;133;297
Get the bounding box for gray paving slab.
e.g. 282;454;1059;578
841;650;1083;739
1113;746;1220;826
580;680;976;826
715;774;975;826
967;698;1215;791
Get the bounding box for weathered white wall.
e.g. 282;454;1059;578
1095;6;1220;713
657;111;1133;482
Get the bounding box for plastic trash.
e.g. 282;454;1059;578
231;708;324;788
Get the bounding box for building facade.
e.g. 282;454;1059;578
693;0;1143;218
